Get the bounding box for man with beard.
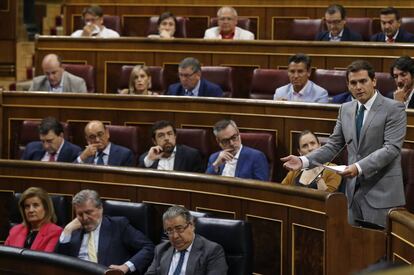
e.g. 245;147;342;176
57;189;154;274
389;56;414;108
371;7;414;43
76;120;135;166
139;120;203;172
206;119;269;181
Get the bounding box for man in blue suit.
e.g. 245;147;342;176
371;7;414;43
315;4;362;42
167;57;223;97
206;119;269;181
76;120;134;166
57;189;154;274
22;116;81;162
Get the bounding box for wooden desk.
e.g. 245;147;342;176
0;160;386;275
387;209;414;265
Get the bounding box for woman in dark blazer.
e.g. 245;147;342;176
5;187;62;252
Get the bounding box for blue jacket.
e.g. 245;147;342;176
315;27;363;41
167;78;223;97
206;146;269;181
82;143;135;167
370;28;414;42
22;140;81;162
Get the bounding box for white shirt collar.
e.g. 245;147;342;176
357;91;378;111
329;29;344;41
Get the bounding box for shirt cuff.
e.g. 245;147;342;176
124;261;135;273
355;163;362;176
76;156;84;163
59;231;71;243
299;156;309;169
143;155;154;167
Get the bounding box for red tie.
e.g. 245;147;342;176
387;37;395;43
49;153;56;162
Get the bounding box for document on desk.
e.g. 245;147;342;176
322;165;347;173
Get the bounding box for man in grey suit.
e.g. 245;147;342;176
29;53;87;93
145;205;228;275
281;60;406;227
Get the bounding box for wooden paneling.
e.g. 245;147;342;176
387;209;414;265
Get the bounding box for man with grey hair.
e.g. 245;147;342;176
145;205;228;274
167;57;223;97
204;6;254;40
57;189;154;274
206;119;269;181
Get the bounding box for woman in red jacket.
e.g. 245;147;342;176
5;187;62;252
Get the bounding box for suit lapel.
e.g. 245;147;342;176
173;145;183;170
198;79;206;96
107;144;116;165
160;245;175;274
234;147;245;177
358;94;383;146
97;217;111;265
186;235;203;275
57;141;68;162
349;101;359;145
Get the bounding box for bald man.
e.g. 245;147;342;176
204;6;254;40
76;120;135;167
29;54;87;93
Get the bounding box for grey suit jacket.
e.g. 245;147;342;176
306;93;406;209
29;71;87;93
145;234;228;275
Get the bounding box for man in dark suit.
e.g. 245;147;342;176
76;120;134;166
22;116;81;162
370;7;414;43
145;205;227;275
167;57;223;97
139;120;203;172
315;4;362;42
282;60;406;227
57;189;154;274
206;119;269;181
389;56;414;108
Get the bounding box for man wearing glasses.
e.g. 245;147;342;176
71;5;120;38
145;205;227;275
315;4;362;42
167;57;223;97
206;119;269;181
76;120;135;166
204;6;254;40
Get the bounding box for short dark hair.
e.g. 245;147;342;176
346;60;375;82
288;53;311;71
38;117;64;136
297;130;319;150
213;119;238;136
380;7;400;20
390;56;414;78
82;5;103;18
326;4;346;19
179;57;201;73
151;120;176;139
157;11;177;27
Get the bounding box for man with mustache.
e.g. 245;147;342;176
389;56;414;108
139;120;203;172
206;119;269;181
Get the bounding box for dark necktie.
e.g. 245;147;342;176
173;250;186;275
386;36;395;43
49;153;56;162
356;105;366;141
96;151;105;165
185;89;193;96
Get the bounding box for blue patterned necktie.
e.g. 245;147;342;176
96;151;105;165
356;105;366;142
173;250;186;275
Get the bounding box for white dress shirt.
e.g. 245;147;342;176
144;146;176;170
222;145;243;177
167;241;194;275
41;139;65;161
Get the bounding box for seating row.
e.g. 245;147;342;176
6;193;253;275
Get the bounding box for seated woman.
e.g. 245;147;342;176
5;187;63;252
281;130;341;192
147;11;177;39
120;65;158;95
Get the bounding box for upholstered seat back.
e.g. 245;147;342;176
106;125;142;164
201;66;233;97
176;128;209;170
290;19;323;40
375;72;396;95
249;69;289;100
346;17;373;41
62;64;95;93
312;69;348;97
103;15;122;35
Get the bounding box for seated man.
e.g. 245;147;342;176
71;5;120;38
274;54;329;103
76;120;135;166
139;120;203;172
371;7;414;43
167;57;223;97
56;190;154;274
29;54;87;93
315;4;362;41
145;205;228;275
22;116;81;162
206;119;269;181
281;130;341;192
204;6;254;40
389;56;414;108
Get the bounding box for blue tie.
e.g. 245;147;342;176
356;105;365;142
96;151;105;165
173;250;186;275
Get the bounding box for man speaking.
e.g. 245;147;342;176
281;60;406;227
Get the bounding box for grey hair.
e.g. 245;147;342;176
162;205;194;223
178;57;201;73
72;189;102;208
217;6;238;17
213;119;238;136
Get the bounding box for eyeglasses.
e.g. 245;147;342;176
178;71;197;79
164;222;190;236
86;131;106;141
219;133;239;146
